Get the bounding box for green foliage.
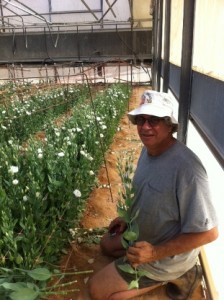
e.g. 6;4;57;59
69;227;108;245
116;152;139;248
116;152;151;289
0;82;131;297
0;82;89;144
0;267;91;300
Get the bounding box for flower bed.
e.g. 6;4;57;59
0;82;131;299
0;82;89;144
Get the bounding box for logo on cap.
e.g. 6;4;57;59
141;92;152;103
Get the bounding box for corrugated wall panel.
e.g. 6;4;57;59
191;71;224;162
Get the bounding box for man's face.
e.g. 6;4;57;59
136;115;172;153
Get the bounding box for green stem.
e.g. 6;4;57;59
52;270;93;276
42;288;79;296
44;279;77;290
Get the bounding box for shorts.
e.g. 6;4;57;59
114;257;166;289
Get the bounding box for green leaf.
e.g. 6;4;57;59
123;230;137;241
1;282;26;291
137;269;151;277
118;264;135;274
125;198;133;207
121;237;129;249
27;268;52;281
27;282;39;290
117;208;129;223
128;280;139;290
129;222;139;239
0;267;13;273
15;255;23;264
9;288;39;300
52;180;63;187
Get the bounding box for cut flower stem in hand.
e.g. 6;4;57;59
116;152;150;289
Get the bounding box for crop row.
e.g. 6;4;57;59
0;83;131;277
0;82;89;144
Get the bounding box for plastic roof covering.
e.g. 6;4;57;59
0;0;142;32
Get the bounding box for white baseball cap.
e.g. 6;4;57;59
128;90;178;125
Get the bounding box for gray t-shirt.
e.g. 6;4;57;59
131;140;218;281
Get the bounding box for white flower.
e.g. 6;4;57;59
37;148;42;154
73;189;81;198
23;196;28;202
57;152;65;157
55;132;60;137
12;179;19;185
9;166;19;174
96;117;101;121
38;153;43;159
100;133;104;138
76;127;82;132
89;170;94;176
102;125;107;130
8;140;13;145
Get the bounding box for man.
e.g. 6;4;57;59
80;90;218;300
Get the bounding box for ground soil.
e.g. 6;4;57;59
47;86;203;300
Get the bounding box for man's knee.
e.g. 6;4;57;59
100;233;110;254
87;276;102;300
100;233;126;258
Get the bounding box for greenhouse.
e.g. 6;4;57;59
0;1;223;300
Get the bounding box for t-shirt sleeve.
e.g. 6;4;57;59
177;162;218;233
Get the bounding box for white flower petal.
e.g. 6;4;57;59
12;179;19;185
58;152;65;157
73;189;81;197
9;166;19;174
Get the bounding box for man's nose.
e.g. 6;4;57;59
142;119;153;128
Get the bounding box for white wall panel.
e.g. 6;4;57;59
193;0;224;80
133;0;152;28
169;0;183;66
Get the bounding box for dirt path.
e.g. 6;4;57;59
48;86;203;300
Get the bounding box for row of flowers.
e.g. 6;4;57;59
0;82;89;144
0;83;131;275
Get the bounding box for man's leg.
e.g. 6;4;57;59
87;261;162;300
77;289;91;300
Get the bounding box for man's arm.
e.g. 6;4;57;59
126;227;218;266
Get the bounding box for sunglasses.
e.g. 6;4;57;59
135;116;165;127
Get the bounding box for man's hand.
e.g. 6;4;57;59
108;217;127;235
126;241;156;268
126;227;219;268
